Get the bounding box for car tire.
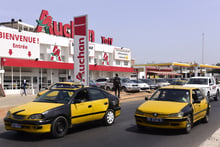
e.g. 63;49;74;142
51;116;68;138
122;87;127;92
214;91;219;101
207;92;211;102
202;111;209;123
184;115;192;134
106;87;110;91
103;109;115;126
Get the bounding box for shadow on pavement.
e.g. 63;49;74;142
126;124;188;136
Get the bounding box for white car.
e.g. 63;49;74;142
130;80;150;91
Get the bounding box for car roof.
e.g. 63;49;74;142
160;85;198;90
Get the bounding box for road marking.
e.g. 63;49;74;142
200;128;220;147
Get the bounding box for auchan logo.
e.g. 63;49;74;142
36;10;95;42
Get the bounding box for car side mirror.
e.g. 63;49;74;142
145;96;149;101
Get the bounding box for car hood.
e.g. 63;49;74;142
9;102;64;115
138;100;188;114
37;90;49;96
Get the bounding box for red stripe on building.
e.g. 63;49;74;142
1;58;134;72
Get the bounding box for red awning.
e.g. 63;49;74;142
148;71;182;76
1;58;134;73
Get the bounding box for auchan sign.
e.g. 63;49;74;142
36;9;95;42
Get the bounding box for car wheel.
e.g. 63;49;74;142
184;115;192;134
207;92;211;102
202;111;209;123
106;87;110;91
103;109;115;126
51;116;68;138
122;87;127;92
214;91;219;101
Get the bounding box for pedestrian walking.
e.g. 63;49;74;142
113;73;121;98
67;75;73;82
21;80;27;96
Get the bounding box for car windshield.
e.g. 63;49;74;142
34;89;75;104
187;78;208;85
171;81;185;85
156;79;167;83
122;78;131;83
150;89;190;103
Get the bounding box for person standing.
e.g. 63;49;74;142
67;75;73;82
21;80;27;96
113;73;121;98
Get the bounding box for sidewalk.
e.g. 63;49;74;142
0;90;152;119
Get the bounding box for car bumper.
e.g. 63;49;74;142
135;115;187;129
139;87;150;91
4;118;52;133
126;87;139;92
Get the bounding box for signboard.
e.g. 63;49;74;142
0;28;40;59
74;15;89;86
114;48;131;61
70;42;94;57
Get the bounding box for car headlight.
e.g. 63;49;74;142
28;114;43;120
135;109;145;115
5;111;11;118
168;112;184;118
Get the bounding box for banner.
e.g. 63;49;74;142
74;15;89;86
0;28;40;59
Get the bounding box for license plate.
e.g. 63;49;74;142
146;117;163;122
11;123;22;128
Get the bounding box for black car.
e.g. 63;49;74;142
4;87;121;138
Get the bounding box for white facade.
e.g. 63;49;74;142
0;22;133;95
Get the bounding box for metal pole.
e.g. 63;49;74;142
202;33;205;64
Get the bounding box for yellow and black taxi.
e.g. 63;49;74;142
4;86;120;138
135;86;210;133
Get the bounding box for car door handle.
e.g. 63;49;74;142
104;102;108;105
88;105;92;108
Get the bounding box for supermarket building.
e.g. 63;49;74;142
0;10;134;95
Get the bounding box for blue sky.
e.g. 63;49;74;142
1;0;220;65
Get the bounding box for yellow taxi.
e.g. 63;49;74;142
135;86;210;133
37;82;83;97
4;87;121;138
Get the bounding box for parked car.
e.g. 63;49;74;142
4;86;121;138
153;78;170;88
95;78;109;89
170;80;186;86
120;78;139;92
130;80;150;91
105;78;114;91
89;80;100;88
135;86;210;133
140;79;159;89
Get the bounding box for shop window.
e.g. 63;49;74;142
61;56;65;62
116;60;120;65
124;61;129;66
40;53;44;60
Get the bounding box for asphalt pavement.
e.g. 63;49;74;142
0;90;220;146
